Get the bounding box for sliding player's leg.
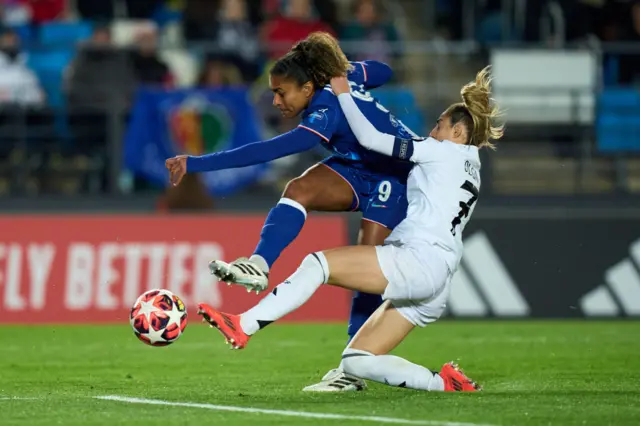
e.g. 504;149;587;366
198;245;387;348
341;300;435;389
209;159;356;291
339;246;481;392
341;298;480;392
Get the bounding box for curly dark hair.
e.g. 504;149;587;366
270;32;353;89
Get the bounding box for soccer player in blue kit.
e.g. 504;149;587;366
165;32;417;391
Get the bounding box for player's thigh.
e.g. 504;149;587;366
378;244;449;302
390;284;451;329
358;218;392;246
282;162;355;212
346;300;415;355
323;245;388;295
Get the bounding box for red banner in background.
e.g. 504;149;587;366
0;215;349;324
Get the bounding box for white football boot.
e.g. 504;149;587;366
302;368;367;392
209;257;269;294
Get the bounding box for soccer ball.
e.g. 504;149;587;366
130;289;188;346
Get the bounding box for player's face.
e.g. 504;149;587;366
429;115;454;141
429;114;466;143
269;75;313;118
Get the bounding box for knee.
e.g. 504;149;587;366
283;177;316;208
301;252;329;284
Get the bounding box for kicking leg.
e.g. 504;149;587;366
240;246;387;334
198;245;387;349
209;163;355;292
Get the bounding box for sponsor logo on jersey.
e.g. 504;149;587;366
307;109;329;130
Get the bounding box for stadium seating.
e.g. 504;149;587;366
597;88;640;153
374;88;425;134
10;24;34;46
27;49;75;108
39;21;93;47
22;22;94;108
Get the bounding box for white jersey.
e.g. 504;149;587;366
385;137;481;273
336;92;482;273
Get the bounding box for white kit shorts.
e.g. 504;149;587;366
375;242;452;327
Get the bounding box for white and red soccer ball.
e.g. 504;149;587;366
130;289;188;346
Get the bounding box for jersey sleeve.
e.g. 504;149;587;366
186;127;321;172
348;61;393;89
298;104;339;142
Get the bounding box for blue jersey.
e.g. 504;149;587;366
298;64;416;181
185;61;415;184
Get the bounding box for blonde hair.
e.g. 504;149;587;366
446;66;504;149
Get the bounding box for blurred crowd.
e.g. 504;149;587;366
439;0;640;85
2;0;640;109
0;0;405;110
440;0;640;43
0;0;407;197
0;0;639;198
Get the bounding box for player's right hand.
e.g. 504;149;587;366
330;76;350;95
165;155;188;186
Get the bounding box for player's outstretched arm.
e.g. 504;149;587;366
165;128;321;185
331;76;411;159
331;76;432;164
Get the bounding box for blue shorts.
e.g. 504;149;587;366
322;157;408;229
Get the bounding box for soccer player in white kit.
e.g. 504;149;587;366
198;66;503;392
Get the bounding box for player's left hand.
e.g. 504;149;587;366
330;76;350;95
165;155;188;186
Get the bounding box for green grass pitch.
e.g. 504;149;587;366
1;321;639;425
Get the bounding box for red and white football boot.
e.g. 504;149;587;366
439;362;482;392
197;303;250;350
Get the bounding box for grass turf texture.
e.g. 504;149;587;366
1;321;639;426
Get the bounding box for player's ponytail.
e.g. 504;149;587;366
270;32;353;89
447;66;504;150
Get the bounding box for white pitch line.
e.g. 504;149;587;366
0;397;41;400
96;395;493;426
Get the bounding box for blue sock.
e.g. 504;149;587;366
347;291;384;341
253;198;307;268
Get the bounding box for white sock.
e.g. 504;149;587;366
341;348;445;391
240;252;329;335
249;254;269;273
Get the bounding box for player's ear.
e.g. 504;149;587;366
302;81;314;97
453;122;465;140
